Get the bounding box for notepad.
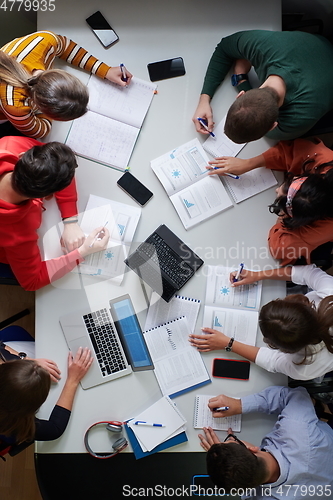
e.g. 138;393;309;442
73;194;141;283
151;138;233;229
203;265;263;346
144;292;201;334
193;395;241;432
223;168;277;203
144;316;211;398
127;396;187;452
66;76;156;170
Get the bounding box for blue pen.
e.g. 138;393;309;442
120;63;128;82
197;117;215;138
212;168;239;180
214;406;230;412
233;263;244;283
134;421;165;427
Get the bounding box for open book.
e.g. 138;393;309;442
203;117;277;203
151;138;233;229
66;76;156;170
74;194;141;283
203;265;262;346
193;395;241;431
143;316;211;398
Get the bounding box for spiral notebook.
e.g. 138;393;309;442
144;292;201;334
193;395;241;432
143;316;211;398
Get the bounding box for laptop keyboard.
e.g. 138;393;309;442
138;232;193;288
83;309;127;377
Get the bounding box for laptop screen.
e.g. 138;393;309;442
109;295;154;371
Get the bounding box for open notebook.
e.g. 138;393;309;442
66;76;156;170
203;265;262;346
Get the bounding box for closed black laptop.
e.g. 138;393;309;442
124;224;204;302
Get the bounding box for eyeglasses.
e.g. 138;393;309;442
223;433;247;448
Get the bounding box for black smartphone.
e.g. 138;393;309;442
212;358;250;380
147;57;185;82
86;11;119;48
117;171;153;207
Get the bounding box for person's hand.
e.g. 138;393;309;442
189;328;230;352
198;426;221;451
229;269;261;287
77;226;109;258
207;157;252;176
207;395;242;417
34;358;61;383
60;222;85;253
192;95;214;134
105;67;133;87
67;347;93;386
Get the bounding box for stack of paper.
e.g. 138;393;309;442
126;396;187;457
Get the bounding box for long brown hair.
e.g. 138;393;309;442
0;360;50;444
0;51;88;120
259;294;333;364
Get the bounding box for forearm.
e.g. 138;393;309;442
57;35;111;79
231;341;259;363
56;380;79;412
242;154;266;172
254;267;292;282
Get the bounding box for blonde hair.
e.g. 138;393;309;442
0;51;88;120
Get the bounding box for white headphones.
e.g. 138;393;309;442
84;420;128;459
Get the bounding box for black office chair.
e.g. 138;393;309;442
288;372;333;420
0;263;19;285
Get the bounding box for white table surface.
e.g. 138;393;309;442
36;0;285;454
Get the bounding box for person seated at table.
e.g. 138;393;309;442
192;30;333;143
0;135;109;290
0;346;92;457
198;386;333;497
189;264;333;381
207;137;333;266
0;30;133;138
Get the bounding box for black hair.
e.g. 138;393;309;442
268;169;333;230
12;142;78;198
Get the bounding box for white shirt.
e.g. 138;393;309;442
255;265;333;380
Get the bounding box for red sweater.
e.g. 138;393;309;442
262;138;333;265
0;136;83;290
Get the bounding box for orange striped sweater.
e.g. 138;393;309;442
0;31;111;138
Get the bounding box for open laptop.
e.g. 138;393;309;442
124;224;204;302
59;294;154;389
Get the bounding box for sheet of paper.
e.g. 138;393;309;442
74;194;141;282
203;305;258;346
127;396;187;452
203;116;246;158
66;111;139;170
87;76;157;128
223;167;277;203
144;292;201;333
205;265;262;311
193;395;241;431
144;317;210;397
170;175;233;229
151;138;210;196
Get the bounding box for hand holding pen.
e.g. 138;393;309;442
208;395;242;417
77;226;110;258
233;263;244;283
105;66;133;87
197;117;215;137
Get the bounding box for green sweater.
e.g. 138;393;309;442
202;30;333;140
